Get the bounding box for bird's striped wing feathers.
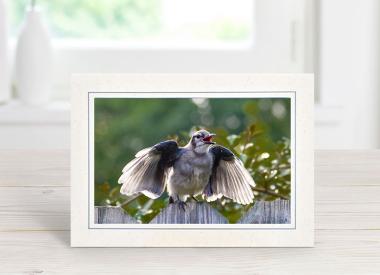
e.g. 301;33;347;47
118;140;179;199
206;145;255;205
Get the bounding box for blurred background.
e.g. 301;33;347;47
95;98;291;223
0;0;379;149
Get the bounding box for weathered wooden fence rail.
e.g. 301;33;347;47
95;199;290;224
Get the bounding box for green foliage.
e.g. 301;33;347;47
93;98;291;224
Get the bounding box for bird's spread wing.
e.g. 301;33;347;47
118;140;179;199
205;145;255;205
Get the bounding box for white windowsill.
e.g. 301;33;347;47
0;100;70;125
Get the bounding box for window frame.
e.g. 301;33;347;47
18;0;311;99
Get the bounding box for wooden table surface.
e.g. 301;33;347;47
0;150;379;274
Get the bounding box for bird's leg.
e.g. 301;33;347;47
203;181;213;197
168;196;174;204
177;200;187;211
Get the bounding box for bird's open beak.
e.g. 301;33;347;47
203;133;216;144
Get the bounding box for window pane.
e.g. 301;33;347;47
8;0;254;47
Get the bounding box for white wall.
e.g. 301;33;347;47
316;0;380;149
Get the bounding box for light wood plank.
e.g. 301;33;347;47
0;150;380;273
0;230;379;274
238;199;290;224
148;202;228;224
95;206;138;224
94;200;290;225
1;183;379;230
0;186;69;231
315;150;380;186
0;150;69;187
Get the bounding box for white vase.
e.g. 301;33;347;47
0;0;10;103
15;5;52;105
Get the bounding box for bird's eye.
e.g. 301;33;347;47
195;135;201;139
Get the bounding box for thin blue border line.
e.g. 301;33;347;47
88;91;296;230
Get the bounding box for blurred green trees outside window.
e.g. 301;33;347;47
94;98;291;223
8;0;253;46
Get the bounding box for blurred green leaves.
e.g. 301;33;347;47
9;0;161;39
94;98;291;223
8;0;251;43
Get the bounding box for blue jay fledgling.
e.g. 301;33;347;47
118;130;255;210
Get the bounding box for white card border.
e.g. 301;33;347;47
71;74;314;247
